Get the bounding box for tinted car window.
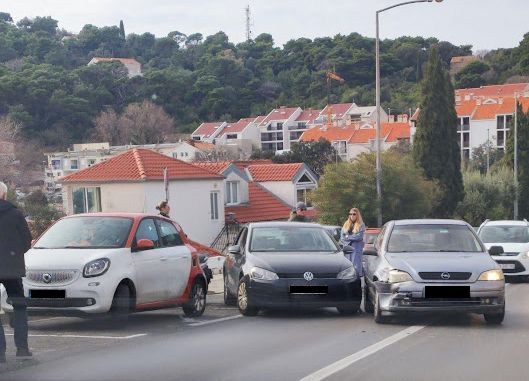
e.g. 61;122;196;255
157;219;183;247
388;224;482;253
479;226;529;243
250;226;337;252
135;218;160;248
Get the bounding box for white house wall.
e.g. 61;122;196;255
143;180;225;246
259;181;295;207
470;119;495;155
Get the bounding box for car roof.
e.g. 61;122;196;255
249;221;323;229
481;220;529;227
392;219;469;226
63;212;160;220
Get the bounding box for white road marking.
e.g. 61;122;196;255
5;333;147;340
29;317;69;323
189;315;242;327
299;325;426;381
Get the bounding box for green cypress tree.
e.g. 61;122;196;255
119;20;126;40
412;47;464;218
504;103;529;219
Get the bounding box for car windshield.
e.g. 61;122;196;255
250;226;338;252
387;224;483;253
365;232;379;245
34;217;133;249
479;225;529;243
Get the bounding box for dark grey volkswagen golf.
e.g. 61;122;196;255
363;219;505;324
223;222;362;316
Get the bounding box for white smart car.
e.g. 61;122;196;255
1;213;208;320
478;219;529;280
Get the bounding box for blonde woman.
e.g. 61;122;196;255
340;207;366;276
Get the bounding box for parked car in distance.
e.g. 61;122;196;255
1;213;208;320
363;219;505;324
364;228;381;251
223;222;362;316
477;219;529;281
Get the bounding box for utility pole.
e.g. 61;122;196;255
486;128;490;174
514;93;519;219
245;5;252;41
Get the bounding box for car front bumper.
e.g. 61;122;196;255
374;280;505;314
492;255;529;276
247;277;362;309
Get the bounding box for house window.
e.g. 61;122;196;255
180;152;185;157
72;187;101;214
87;159;96;167
70;160;79;170
192;136;201;141
297;122;307;129
226;181;239;205
185;152;188;157
297;188;313;207
51;159;62;170
226;134;238;139
496;114;511;148
172;153;178;159
210;192;219;220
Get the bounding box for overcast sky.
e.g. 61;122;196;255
4;0;528;51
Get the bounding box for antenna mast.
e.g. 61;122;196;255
245;5;252;41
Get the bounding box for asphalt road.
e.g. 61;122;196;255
0;281;527;381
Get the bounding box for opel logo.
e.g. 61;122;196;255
303;272;314;281
441;272;451;280
42;273;52;283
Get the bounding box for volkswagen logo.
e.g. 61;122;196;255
303;272;314;281
441;272;451;280
42;273;52;284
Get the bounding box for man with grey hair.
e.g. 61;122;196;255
0;182;32;362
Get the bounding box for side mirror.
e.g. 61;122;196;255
343;245;354;255
488;246;504;256
363;247;378;256
136;239;155;251
228;245;242;255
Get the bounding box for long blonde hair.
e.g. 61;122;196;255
343;208;364;233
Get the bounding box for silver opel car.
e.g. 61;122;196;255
363;219;505;324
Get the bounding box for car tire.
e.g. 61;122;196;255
223;275;236;306
110;284;132;322
183;280;207;317
337;305;359;315
363;285;374;314
237;279;258;316
484;305;505;325
374;291;389;324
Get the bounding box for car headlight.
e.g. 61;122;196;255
250;267;278;281
387;269;413;283
337;266;357;280
83;258;111;278
478;269;504;281
520;251;529;260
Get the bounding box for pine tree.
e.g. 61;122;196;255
412;47;464;218
119;20;125;40
505;103;529;219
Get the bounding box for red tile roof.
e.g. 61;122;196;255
295;109;322;123
219;118;255;137
192;161;232;174
455;83;529;100
385;123;411;142
61;148;223;183
320;103;353;118
300;125;356;142
259;107;300;126
92;57;140;65
301;123;410;144
455;100;477;116
192;122;224;138
186;140;216;151
225;182;291;223
471;98;529;120
247;163;303;182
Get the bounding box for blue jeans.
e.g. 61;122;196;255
0;279;28;353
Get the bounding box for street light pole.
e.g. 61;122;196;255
375;0;443;227
486;128;490;174
514;93;519;219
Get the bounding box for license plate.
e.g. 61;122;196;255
499;263;516;270
425;286;470;299
289;286;328;294
30;290;65;298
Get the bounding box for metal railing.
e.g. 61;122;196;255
210;215;244;254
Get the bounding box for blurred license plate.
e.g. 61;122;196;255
290;286;328;294
499;263;515;270
30;290;65;298
425;286;470;299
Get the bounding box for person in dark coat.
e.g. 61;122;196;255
156;200;171;218
288;202;309;222
0;182;32;362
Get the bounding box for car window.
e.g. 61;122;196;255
237;228;248;250
479;225;529;243
387;224;483;253
135;218;160;248
157;219;184;247
250;226;337;252
375;225;386;250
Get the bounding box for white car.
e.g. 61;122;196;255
477;219;529;280
1;213;208;320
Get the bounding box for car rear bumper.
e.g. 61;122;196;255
247;278;362;308
492;256;529;276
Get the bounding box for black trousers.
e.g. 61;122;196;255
0;278;28;353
